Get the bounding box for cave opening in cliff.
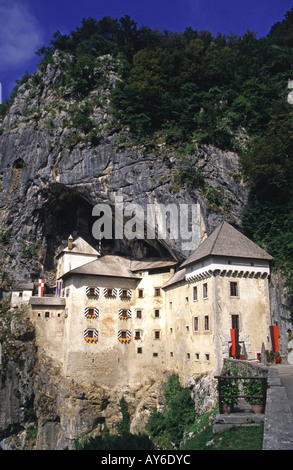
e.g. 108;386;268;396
39;184;172;270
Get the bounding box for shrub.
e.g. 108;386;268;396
146;374;195;448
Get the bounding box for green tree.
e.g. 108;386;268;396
146;374;195;448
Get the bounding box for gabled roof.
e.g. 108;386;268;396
130;258;178;272
181;221;273;268
56;237;100;258
163;268;186;289
61;255;140;280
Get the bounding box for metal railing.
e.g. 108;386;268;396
215;369;268;414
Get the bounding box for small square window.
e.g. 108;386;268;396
195;353;200;360
137;347;142;354
186;325;190;332
153;352;158;357
154;288;161;297
136;310;142;318
205;353;210;362
138;289;144;298
135;331;141;340
154;330;160;340
45;311;50;318
155;309;160;318
185;296;189;303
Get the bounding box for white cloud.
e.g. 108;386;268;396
0;0;43;70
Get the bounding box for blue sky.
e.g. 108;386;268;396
1;0;293;101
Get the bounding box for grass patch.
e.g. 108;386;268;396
181;421;264;450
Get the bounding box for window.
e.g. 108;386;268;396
186;325;190;332
195;353;200;360
85;307;99;318
193;286;198;301
119;289;131;299
137;347;142;354
104;288;117;298
84;329;98;343
134;331;142;340
170;352;173;357
203;283;208;299
118;330;131;343
154;330;160;339
185;296;189;303
193;316;199;332
154;309;160;318
187;353;190;359
118;310;131;320
230;281;239;297
204;315;210;331
205;353;210;362
45;311;50;318
154;288;161;297
153;353;158;357
231;314;240;330
86;286;99;298
136;309;142;319
138;289;144;298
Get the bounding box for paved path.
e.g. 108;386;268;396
262;363;293;450
273;364;293;415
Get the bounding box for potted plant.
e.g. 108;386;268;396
243;378;265;414
220;379;239;413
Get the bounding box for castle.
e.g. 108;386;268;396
13;221;273;387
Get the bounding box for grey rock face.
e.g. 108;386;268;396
0;54;248;283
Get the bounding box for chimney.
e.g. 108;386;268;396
68;235;73;250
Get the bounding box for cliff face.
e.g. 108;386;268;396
0;53;245;449
0;53;248;283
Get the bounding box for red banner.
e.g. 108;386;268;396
270;325;279;352
230;329;239;357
